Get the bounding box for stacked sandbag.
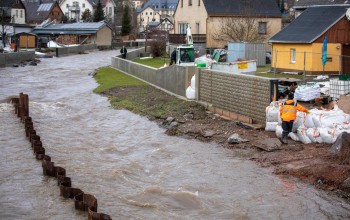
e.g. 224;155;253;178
265;101;280;132
265;101;350;144
294;83;321;101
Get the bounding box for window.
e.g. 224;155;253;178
179;23;188;34
16;10;18;17
146;12;148;15
66;4;69;8
258;22;267;34
82;3;85;8
73;1;79;7
189;0;192;6
290;48;296;63
109;7;112;15
150;12;152;15
20;10;23;18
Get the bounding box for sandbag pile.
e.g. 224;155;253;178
294;83;321;101
265;101;350;144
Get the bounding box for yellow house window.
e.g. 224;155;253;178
290;48;296;64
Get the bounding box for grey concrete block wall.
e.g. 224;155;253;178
111;53;195;97
56;44;97;57
198;69;273;124
0;51;35;67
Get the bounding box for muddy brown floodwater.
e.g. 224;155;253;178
0;50;350;219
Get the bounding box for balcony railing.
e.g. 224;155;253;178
69;6;80;12
169;34;206;44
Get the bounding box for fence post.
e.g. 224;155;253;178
274;49;277;78
303;51;306;83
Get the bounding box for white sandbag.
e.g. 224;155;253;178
319;127;337;144
306;127;323;143
288;132;300;142
297;126;312;144
265;101;280;122
312;114;322;127
332;124;350;137
318;111;348;128
294;83;321;101
292;112;306;132
186;86;195;100
265;122;278;131
304;114;315;128
275;125;283;138
190;75;196;89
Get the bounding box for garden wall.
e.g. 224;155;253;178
111;50;195;97
56;44;97;57
111;48;277;124
197;69;278;124
0;51;35;67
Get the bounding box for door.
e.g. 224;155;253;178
342;45;350;74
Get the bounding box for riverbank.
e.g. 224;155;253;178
94;67;350;201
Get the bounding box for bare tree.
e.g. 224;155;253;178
211;1;269;43
0;1;12;49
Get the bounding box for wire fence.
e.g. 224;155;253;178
272;50;350;76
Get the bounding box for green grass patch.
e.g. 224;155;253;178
93;67;146;93
133;57;170;68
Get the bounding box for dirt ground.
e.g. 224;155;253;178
101;85;350;201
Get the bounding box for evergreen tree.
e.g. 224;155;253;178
93;0;105;22
61;15;68;23
81;9;93;22
121;5;131;36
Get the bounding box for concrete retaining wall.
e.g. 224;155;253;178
111;47;277;124
111;48;195;97
0;51;36;67
197;69;278;124
56;44;97;57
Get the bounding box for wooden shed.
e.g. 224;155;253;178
14;32;37;49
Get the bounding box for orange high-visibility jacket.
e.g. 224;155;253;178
280;100;308;122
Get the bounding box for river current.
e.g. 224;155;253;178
0;50;349;219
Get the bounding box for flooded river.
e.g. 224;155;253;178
1;50;349;219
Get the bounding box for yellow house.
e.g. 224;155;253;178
269;5;350;75
174;0;282;49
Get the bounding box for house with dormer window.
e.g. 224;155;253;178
0;0;27;48
137;0;178;34
22;0;63;25
174;0;282;49
59;0;116;22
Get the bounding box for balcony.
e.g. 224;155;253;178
169;34;206;44
69;6;80;12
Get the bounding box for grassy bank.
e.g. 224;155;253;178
93;67;204;119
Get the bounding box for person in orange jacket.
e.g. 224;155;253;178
279;92;309;144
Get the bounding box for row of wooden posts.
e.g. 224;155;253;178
11;93;111;220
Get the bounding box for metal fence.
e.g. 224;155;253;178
272;50;350;76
